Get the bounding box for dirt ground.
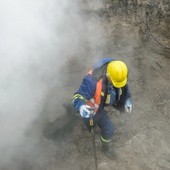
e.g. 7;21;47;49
2;2;170;170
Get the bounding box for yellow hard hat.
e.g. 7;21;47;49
107;60;128;88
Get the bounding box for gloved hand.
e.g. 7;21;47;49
125;99;132;113
79;105;91;118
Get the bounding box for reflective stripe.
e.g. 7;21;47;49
117;88;122;101
72;94;87;102
101;92;104;96
105;94;110;104
100;136;111;143
120;88;122;95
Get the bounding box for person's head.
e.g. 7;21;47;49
106;60;128;88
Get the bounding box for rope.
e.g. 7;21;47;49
91;128;98;170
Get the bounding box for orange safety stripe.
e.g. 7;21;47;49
86;70;103;113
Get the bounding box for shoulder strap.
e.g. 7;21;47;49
92;64;107;81
98;69;108;110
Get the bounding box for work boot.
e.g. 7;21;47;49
102;142;116;160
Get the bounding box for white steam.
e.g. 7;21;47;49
0;0;83;166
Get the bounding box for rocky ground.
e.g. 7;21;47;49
1;1;170;170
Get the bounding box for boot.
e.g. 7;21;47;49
102;142;116;160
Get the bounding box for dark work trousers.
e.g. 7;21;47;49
82;109;115;140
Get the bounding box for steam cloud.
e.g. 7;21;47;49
0;0;85;167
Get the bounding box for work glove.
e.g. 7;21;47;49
125;99;132;113
79;105;91;118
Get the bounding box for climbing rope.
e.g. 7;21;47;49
91;128;98;170
89;109;98;170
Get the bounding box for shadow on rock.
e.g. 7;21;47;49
43;102;78;142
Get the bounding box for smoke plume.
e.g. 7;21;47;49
0;0;85;167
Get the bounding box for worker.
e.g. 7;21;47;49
72;58;132;160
